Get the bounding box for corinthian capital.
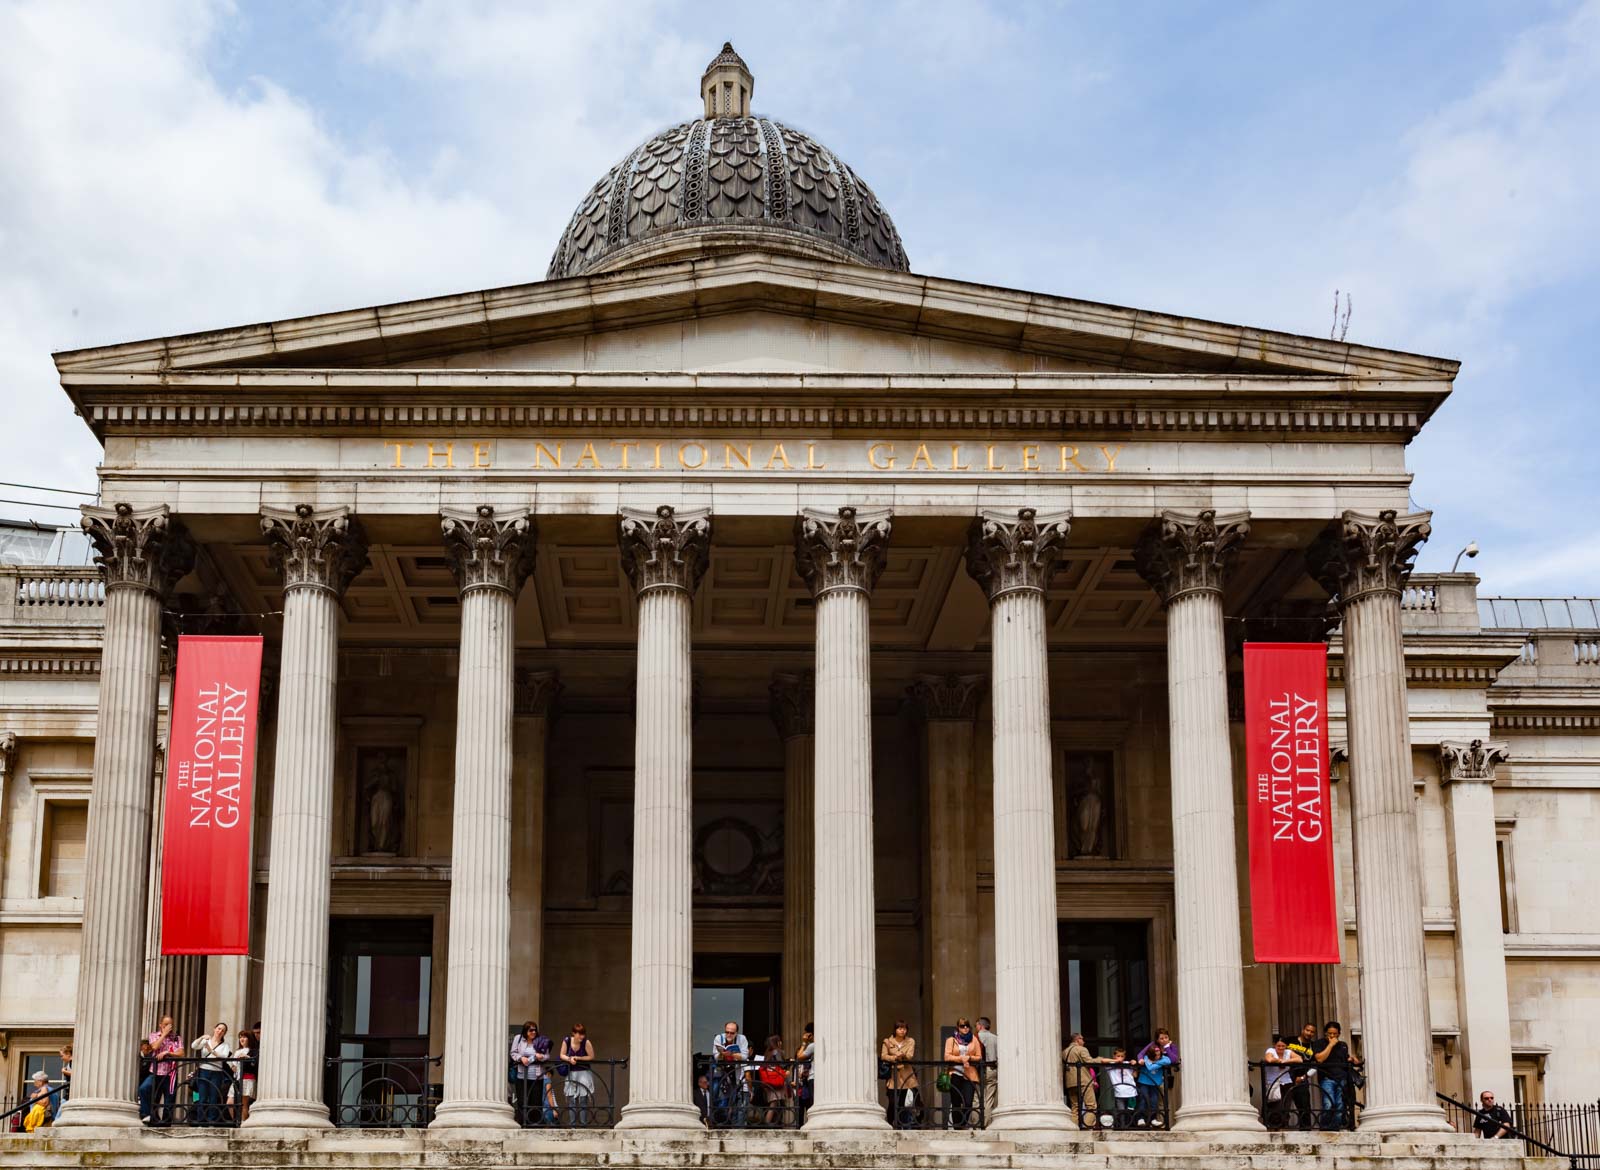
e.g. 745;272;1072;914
441;505;538;596
908;673;986;721
964;508;1071;602
1306;509;1431;608
81;503;195;597
1439;739;1510;785
794;506;892;598
514;669;561;717
618;505;711;595
769;672;814;740
260;504;370;596
1133;509;1250;605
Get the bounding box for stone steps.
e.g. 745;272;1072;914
0;1129;1558;1170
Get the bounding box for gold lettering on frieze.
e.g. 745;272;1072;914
378;439;1130;474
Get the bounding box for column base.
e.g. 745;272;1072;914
615;1100;704;1132
803;1101;891;1133
430;1098;518;1130
988;1101;1076;1140
1174;1100;1266;1134
242;1098;334;1129
1358;1101;1454;1134
54;1096;141;1128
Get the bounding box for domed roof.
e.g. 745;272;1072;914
547;44;909;280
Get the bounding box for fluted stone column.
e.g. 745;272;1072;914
1440;739;1515;1101
58;505;194;1127
1135;509;1262;1132
247;505;369;1129
965;509;1073;1135
771;672;816;1049
1309;508;1449;1132
796;506;892;1132
908;675;985;1058
511;669;560;1023
615;505;711;1131
433;506;538;1128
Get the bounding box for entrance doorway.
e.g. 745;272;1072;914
1059;920;1151;1056
692;953;781;1059
326;917;434;1124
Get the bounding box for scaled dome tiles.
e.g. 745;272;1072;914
547;116;910;280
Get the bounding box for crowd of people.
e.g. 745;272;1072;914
1259;1022;1361;1130
508;1021;602;1125
137;1015;260;1126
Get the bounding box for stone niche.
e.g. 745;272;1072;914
337;717;423;861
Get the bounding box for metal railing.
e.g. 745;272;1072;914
1066;1060;1173;1131
870;1059;989;1131
1251;1060;1359;1130
326;1055;439;1128
694;1055;805;1129
2;1083;67;1131
510;1058;626;1128
1439;1092;1600;1169
140;1057;244;1127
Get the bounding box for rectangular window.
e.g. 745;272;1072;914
1495;821;1519;934
1496;839;1511;934
43;802;88;898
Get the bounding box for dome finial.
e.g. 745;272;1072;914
702;41;752;118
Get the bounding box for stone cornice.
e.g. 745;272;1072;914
52;250;1458;381
1327;631;1526;689
65;370;1445;440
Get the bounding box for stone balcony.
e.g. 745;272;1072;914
0;565;106;628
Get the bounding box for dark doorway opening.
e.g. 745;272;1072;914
1059;920;1151;1056
692;953;781;1060
326;917;434;1123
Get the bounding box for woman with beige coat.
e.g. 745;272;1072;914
881;1020;920;1128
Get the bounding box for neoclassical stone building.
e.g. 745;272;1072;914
2;43;1597;1158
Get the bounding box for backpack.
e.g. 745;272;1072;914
759;1064;787;1088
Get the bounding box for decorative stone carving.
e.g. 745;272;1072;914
1133;509;1251;604
964;508;1071;602
794;506;893;598
260;504;370;595
618;505;712;595
81;503;195;596
769;672;814;740
440;505;538;596
355;746;406;856
1329;742;1348;784
514;668;561;718
1306;509;1432;607
1439;739;1510;785
0;731;14;777
907;673;986;721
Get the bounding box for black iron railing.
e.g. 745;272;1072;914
510;1058;626;1128
1251;1059;1359;1131
326;1055;439;1128
1065;1060;1173;1130
2;1083;67;1131
870;1059;989;1131
1439;1092;1600;1169
139;1056;243;1127
692;1055;805;1129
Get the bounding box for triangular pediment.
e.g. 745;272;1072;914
53;249;1457;381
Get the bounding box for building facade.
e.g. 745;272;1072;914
2;45;1596;1139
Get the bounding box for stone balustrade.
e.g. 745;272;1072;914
0;565;107;624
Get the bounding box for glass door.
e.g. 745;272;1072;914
326;917;433;1125
1059;920;1151;1056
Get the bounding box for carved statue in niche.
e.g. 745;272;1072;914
1066;751;1115;860
357;747;406;856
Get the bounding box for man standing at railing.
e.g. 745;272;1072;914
1286;1023;1320;1129
976;1017;999;1126
711;1021;751;1126
1062;1032;1096;1128
1473;1091;1514;1139
1312;1021;1359;1130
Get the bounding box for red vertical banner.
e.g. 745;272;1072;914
1244;642;1339;963
161;635;264;956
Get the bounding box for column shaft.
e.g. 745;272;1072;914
434;586;518;1127
782;732;815;1048
1444;778;1514;1098
248;583;340;1127
922;717;978;1043
989;589;1073;1133
1165;589;1258;1129
807;586;886;1129
617;585;700;1128
1343;594;1448;1130
59;585;163;1125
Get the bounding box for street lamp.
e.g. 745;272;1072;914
1451;541;1480;572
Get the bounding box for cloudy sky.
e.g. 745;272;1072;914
2;0;1596;593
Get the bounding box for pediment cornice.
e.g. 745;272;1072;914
53;251;1458;384
63;369;1448;439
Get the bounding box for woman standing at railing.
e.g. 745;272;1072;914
881;1020;919;1128
561;1023;595;1126
22;1071;54;1132
191;1022;232;1125
757;1035;792;1126
232;1030;256;1123
943;1017;982;1129
510;1022;540;1124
